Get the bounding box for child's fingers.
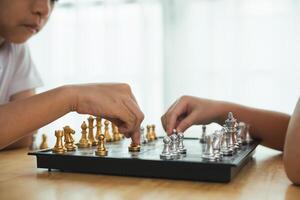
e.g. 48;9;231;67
176;111;198;133
123;98;144;132
165;100;188;134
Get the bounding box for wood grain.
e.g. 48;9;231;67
0;146;299;200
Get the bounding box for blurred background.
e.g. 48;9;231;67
28;0;300;146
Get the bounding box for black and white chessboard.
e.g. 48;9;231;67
28;137;259;182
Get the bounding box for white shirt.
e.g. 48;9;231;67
0;42;43;104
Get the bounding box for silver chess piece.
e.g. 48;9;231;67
178;132;187;154
244;124;253;144
225;112;240;151
140;126;148;144
212;131;222;160
170;131;181;159
199;125;207;143
220;128;233;156
160;136;173;160
202;135;216;161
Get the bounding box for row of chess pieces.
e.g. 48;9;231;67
33;116;159;156
159;112;254;161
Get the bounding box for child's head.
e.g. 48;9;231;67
0;0;57;44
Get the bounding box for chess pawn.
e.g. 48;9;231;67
244;124;253;144
63;126;76;151
199;125;207;143
160;136;173;160
95;134;108;156
78;121;91;148
146;125;152;141
202;135;215;161
170;133;180;159
212;131;222;160
178;132;187;154
128;142;141;152
95;116;103;142
29;133;38;151
52;130;66;153
104;120;113;142
112;123;121;141
140;127;147;144
88;116;98;146
39;133;49;150
147;125;156;141
151;124;158;140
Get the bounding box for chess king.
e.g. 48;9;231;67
0;0;144;150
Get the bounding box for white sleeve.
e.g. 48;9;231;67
8;44;43;96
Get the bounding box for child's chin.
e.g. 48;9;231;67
9;35;32;44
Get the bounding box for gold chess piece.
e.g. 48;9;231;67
78;121;91;148
112;123;121;141
151;124;158;140
104;120;113;142
95;116;103;142
39;133;49;149
95;134;108;156
146;125;155;142
52;130;66;153
63;126;76;151
128;142;141;152
88;116;98;146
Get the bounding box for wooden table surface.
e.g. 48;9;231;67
0;146;299;200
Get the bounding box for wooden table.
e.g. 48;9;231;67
0;146;299;200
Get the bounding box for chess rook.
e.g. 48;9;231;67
52;130;66;153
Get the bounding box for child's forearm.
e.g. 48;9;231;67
0;86;74;150
283;98;300;185
216;101;290;151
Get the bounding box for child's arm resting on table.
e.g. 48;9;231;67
0;83;144;150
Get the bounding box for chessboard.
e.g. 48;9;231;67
29;112;259;182
28;137;259;183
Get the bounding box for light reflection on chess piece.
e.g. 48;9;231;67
78;121;91;148
52;130;66;153
88;116;98;146
104;120;112;142
63;126;76;151
95;134;108;156
39;133;49;150
95;117;102;142
112;123;121;141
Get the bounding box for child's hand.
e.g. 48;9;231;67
161;96;223;135
70;83;144;144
